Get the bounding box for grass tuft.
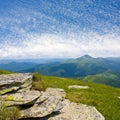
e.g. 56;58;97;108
32;72;46;91
0;100;20;120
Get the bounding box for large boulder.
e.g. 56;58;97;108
49;99;105;120
20;88;66;118
0;73;32;95
1;90;41;106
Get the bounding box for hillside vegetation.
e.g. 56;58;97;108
0;70;13;75
81;70;120;87
41;75;120;120
32;55;120;78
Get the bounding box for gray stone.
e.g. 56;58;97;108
0;86;19;95
68;85;89;89
36;91;49;104
0;73;32;95
49;99;105;120
0;73;32;87
20;88;66;118
1;90;40;106
45;88;66;100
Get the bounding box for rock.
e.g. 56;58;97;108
36;91;49;104
20;88;65;118
20;96;64;118
49;99;105;120
45;88;66;100
68;85;89;89
0;73;32;87
0;86;19;95
118;96;120;99
1;90;40;106
45;88;66;112
0;73;32;95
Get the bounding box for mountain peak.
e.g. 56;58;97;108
82;55;93;58
76;55;93;60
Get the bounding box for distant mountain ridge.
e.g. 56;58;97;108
0;55;120;75
0;55;120;87
27;55;120;77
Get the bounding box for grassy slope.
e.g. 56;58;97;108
0;70;14;75
81;71;120;88
42;75;120;120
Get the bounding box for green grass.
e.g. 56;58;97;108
32;72;46;91
0;100;20;120
0;70;14;75
81;70;120;88
40;75;120;120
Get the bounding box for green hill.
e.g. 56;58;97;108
81;70;120;87
0;70;13;75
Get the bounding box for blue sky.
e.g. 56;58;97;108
0;0;120;59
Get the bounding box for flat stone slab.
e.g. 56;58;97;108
45;88;66;100
68;85;89;89
20;96;63;118
0;73;32;94
0;73;32;87
0;86;19;95
1;90;40;106
49;99;105;120
36;91;49;104
20;88;65;118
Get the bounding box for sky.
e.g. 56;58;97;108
0;0;120;59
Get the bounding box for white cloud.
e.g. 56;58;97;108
0;32;120;59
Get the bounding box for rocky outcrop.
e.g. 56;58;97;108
0;73;32;95
20;88;66;118
2;90;41;106
49;99;105;120
0;73;105;120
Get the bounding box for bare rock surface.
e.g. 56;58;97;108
49;99;105;120
0;73;32;86
0;73;32;95
68;85;89;89
1;90;41;106
20;88;66;118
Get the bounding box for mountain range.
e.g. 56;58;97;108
23;55;120;76
0;55;120;87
